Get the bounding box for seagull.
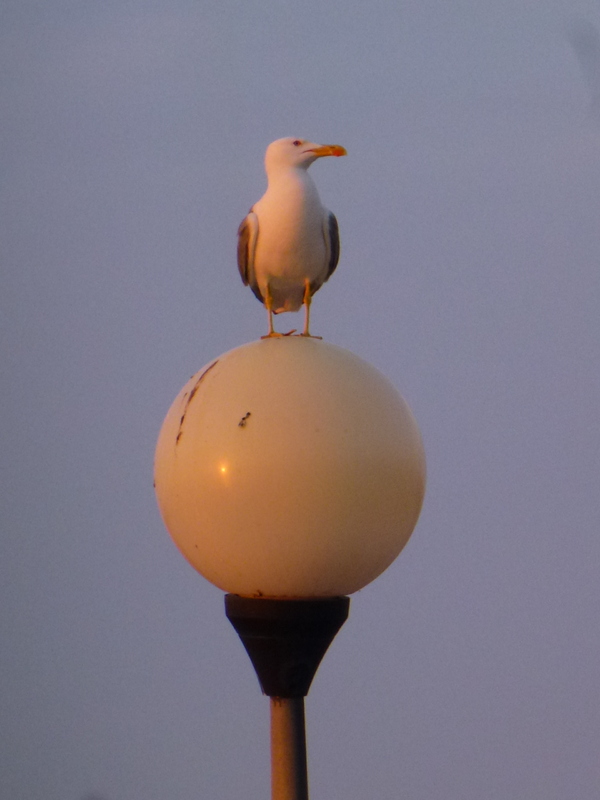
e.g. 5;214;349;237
237;137;346;338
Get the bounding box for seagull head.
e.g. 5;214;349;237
265;137;347;174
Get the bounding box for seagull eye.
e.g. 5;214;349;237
292;140;302;146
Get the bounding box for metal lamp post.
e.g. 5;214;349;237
154;337;426;799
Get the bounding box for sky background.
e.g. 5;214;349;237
2;1;600;798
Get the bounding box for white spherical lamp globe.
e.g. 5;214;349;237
154;338;425;597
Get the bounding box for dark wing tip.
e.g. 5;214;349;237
237;211;264;304
237;215;252;286
326;212;340;279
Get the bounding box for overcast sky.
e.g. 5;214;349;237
2;1;600;798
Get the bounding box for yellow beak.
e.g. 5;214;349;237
308;144;347;158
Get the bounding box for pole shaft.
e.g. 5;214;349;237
270;697;309;800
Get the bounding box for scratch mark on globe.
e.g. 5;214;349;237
175;360;219;445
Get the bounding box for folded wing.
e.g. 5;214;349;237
237;211;263;303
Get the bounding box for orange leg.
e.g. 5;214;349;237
261;286;296;338
299;280;322;339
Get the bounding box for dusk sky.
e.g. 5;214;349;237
2;1;600;798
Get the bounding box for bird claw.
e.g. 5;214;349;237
260;329;297;339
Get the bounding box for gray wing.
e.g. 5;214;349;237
324;211;340;281
237;210;263;304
